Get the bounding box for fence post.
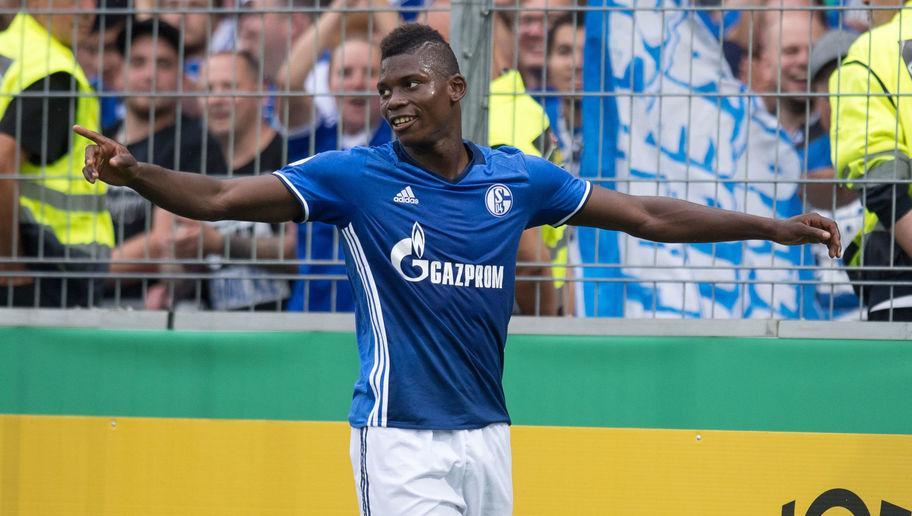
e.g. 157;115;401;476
449;0;491;143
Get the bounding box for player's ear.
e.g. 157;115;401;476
448;74;467;103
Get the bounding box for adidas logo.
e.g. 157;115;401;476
393;186;420;205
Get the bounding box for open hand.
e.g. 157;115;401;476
73;124;138;187
775;212;842;259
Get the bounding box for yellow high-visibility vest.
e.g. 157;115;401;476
830;2;912;266
488;70;572;291
0;13;114;261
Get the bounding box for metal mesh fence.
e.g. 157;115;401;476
0;0;907;320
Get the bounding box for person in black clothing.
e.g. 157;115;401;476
191;50;295;310
102;19;227;308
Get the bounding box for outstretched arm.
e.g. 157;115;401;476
569;185;842;258
75;125;301;224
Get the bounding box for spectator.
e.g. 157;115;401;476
0;1;115;307
196;50;295;310
103;19;227;308
237;0;315;84
159;0;227;117
516;0;576;91
542;13;583;175
751;3;826;150
424;0;560;314
204;52;285;173
831;0;912;320
236;0;339;134
275;0;398;134
535;13;585;314
159;0;216;71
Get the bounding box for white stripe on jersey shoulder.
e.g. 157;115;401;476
272;171;311;222
341;224;391;427
288;154;317;167
553;180;592;227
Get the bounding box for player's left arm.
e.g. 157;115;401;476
567;185;842;258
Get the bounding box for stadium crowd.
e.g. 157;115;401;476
0;0;907;320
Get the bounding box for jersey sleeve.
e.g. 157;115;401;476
272;150;361;225
524;154;591;228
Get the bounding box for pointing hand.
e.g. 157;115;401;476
73;124;139;187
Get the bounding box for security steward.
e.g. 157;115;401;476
0;2;114;306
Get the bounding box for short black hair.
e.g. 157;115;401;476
380;23;460;77
117;18;182;57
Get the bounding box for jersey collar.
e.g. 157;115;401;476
393;140;486;184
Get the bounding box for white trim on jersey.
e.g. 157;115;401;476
553;180;592;227
272;171;311;222
342;224;391;427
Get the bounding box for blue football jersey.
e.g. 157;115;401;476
274;141;591;429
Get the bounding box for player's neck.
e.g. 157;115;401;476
400;136;470;181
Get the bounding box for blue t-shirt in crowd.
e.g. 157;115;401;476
273;141;591;429
285;120;393;312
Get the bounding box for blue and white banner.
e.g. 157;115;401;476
580;0;820;318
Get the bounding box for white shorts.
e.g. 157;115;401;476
349;424;513;516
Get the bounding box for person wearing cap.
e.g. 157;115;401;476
830;0;912;321
102;18;227;309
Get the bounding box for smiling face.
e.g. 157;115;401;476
758;10;825;99
377;51;465;148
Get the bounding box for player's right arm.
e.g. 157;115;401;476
75;125;301;224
